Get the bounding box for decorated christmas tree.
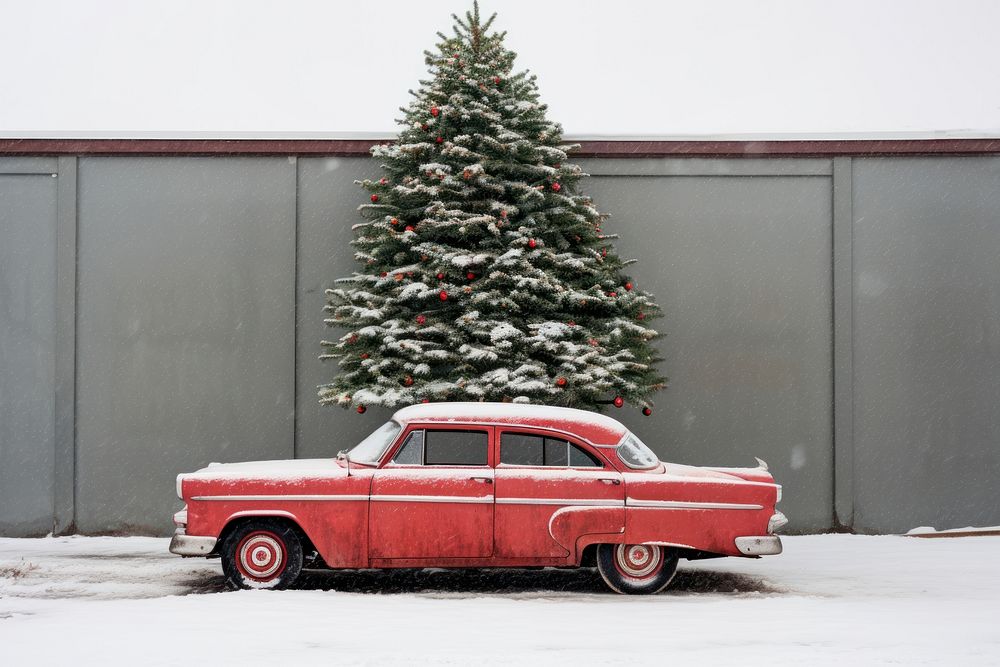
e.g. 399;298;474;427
320;2;664;415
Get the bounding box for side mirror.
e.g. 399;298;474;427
337;449;352;476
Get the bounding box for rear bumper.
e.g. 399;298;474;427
734;535;783;556
168;531;217;557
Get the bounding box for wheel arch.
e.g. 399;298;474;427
216;512;318;560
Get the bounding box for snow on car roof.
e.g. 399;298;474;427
391;402;628;445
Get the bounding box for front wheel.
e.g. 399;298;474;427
221;519;304;590
596;543;678;595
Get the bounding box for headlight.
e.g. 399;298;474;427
175;474;185;500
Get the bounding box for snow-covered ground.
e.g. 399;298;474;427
1;535;998;665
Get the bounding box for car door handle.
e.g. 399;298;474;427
470;476;493;484
598;478;622;485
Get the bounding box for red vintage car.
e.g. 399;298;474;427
170;403;786;594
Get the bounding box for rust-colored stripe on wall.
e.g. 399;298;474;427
0;138;998;157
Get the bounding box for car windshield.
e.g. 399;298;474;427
617;432;660;470
347;420;402;464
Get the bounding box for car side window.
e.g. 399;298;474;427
392;430;424;464
392;429;489;466
424;430;489;465
501;433;543;465
500;432;602;468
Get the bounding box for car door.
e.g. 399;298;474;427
369;424;494;560
493;428;625;559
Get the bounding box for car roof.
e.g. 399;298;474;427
391;402;628;446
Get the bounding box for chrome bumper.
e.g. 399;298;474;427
734;535;783;556
168;530;218;557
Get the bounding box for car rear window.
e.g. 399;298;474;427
500;433;602;468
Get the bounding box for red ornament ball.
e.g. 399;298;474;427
390;217;399;226
421;123;429;131
608;291;617;298
500;210;508;218
405;225;415;232
567;320;575;327
551;182;561;192
430;106;439;117
555;377;568;388
466;272;475;281
356;405;366;414
370;194;378;203
589;338;599;347
403;375;414;387
439;290;448;301
379;272;387;277
435;136;443;144
642;407;653;417
528;239;537;249
625;282;633;291
493;76;501;84
613;396;624;408
436;272;445;280
379;177;388;185
421;398;430;403
360;353;369;360
416;315;426;325
637;311;646;321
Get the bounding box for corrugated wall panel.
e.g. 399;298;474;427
852;157;1000;533
75;157;296;533
0;171;57;535
582;165;834;531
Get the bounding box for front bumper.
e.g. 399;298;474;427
168;530;218;557
734;535;783;556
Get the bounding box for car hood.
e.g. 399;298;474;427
188;458;345;480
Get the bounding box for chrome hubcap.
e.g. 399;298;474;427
615;544;662;578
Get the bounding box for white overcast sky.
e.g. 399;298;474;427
1;0;998;138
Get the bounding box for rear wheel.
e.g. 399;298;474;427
221;519;303;590
596;543;678;595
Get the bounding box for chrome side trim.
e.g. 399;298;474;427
626;498;764;510
497;497;624;507
735;535;783;556
225;509;298;523
191;494;368;501
371;494;494;504
193;494;496;504
641;540;697;550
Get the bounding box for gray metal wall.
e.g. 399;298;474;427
1;153;998;536
74;158;297;532
0;160;58;535
583;160;834;531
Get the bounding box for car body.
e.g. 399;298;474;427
170;402;786;593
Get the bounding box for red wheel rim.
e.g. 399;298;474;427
613;544;664;581
235;531;287;583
